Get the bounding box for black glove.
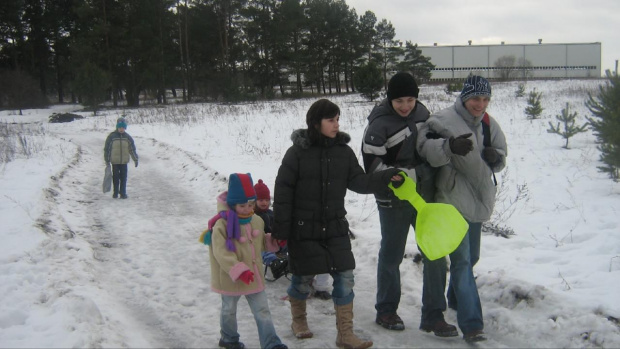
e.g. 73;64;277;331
482;147;499;165
449;133;473;156
134;160;139;168
376;168;402;198
426;131;442;140
390;172;406;188
382;168;402;183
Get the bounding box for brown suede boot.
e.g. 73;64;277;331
290;297;313;339
334;302;373;349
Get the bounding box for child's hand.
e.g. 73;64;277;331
239;270;254;285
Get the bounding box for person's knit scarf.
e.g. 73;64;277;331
201;209;254;251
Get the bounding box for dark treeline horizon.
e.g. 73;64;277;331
0;0;434;108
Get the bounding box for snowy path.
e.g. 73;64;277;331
36;130;462;348
25;124;617;348
4;83;620;348
36;132;226;347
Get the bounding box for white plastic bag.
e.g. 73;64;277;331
103;164;112;193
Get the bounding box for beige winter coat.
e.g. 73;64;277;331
208;192;279;296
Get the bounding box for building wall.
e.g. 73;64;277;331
419;42;601;80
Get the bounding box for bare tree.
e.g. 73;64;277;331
494;55;532;80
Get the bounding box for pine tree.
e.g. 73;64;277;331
547;103;588;149
72;62;110;116
0;70;49;114
525;89;543;119
515;84;525;97
395;41;435;82
375;19;400;90
354;61;383;101
586;72;620;181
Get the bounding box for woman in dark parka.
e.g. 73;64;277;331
272;99;400;349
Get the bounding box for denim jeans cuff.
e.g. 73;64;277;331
461;325;484;335
420;309;445;325
287;287;310;301
332;290;354;306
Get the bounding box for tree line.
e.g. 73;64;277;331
0;0;434;110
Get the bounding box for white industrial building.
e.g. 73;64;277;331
418;41;601;80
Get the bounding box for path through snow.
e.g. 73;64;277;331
21;120;616;348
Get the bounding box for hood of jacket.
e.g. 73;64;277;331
290;128;351;150
216;191;231;212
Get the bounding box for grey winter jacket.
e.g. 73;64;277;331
104;131;138;165
361;98;430;202
417;99;507;222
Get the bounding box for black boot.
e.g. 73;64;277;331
218;339;245;349
420;319;458;337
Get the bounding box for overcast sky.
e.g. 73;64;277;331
346;0;618;76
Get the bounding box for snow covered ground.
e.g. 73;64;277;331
1;79;619;348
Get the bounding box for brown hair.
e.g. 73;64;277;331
305;99;340;145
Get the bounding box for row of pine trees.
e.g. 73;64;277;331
0;0;434;109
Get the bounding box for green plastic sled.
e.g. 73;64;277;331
389;174;469;261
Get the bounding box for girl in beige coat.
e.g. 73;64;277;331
201;173;287;349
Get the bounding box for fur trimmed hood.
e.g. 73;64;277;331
290;129;351;149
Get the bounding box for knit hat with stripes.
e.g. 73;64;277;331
460;75;492;102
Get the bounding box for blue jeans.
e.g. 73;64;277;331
375;202;416;316
112;164;128;195
420;252;448;326
288;270;354;305
424;222;483;334
447;222;482;310
220;291;283;349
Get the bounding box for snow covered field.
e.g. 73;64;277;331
1;79;619;348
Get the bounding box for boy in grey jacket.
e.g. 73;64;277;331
104;117;138;199
417;75;507;343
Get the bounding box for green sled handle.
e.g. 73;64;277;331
388;172;469;261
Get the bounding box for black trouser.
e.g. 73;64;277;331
112;164;128;195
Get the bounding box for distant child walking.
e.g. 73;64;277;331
103;117;138;199
200;173;287;349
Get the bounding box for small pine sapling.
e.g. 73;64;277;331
586;71;620;181
547;103;589;148
515;84;525;97
525;89;543;119
445;81;463;94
